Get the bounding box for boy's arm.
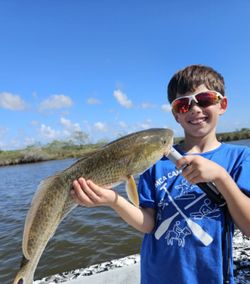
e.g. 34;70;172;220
71;178;155;234
177;156;250;237
213;171;250;236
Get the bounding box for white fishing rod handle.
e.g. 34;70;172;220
167;147;226;207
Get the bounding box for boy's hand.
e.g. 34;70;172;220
71;178;118;207
176;155;227;185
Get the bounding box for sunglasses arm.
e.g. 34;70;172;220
167;147;226;207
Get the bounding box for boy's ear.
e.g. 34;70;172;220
219;97;228;114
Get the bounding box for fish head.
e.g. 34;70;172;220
125;128;174;174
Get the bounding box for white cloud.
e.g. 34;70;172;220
0;92;27;111
141;102;156;109
23;137;36;147
161;104;172;113
87;98;101;105
139;119;152;129
39;124;60;140
133;119;152;131
113;89;133;108
94;122;107;132
60;117;81;133
118;121;127;129
39;94;73;110
31;120;39;126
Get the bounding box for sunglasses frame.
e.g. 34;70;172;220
171;91;224;114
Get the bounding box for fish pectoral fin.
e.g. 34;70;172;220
126;175;139;208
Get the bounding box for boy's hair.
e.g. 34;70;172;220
167;65;225;103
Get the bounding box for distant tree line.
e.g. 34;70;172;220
216;128;250;142
0;128;249;166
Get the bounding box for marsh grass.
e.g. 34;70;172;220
0;129;249;167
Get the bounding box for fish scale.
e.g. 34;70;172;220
13;128;173;284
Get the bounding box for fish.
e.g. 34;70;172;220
13;128;174;284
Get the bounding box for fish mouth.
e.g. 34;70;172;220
163;139;174;156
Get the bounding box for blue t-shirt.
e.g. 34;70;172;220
138;143;250;284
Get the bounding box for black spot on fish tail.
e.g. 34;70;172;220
17;279;24;284
20;255;28;268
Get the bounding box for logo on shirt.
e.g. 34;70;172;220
154;174;221;247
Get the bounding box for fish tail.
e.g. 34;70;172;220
13;255;34;284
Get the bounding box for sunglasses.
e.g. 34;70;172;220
171;91;224;114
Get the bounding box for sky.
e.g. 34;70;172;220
0;0;250;150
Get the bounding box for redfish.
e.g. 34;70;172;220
13;128;173;284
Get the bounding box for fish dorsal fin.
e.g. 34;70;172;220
22;175;57;260
126;175;139;207
72;148;103;166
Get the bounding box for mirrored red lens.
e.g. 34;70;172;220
195;92;219;107
172;98;190;113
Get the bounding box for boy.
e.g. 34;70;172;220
71;65;250;284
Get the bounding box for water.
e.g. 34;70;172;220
0;159;142;284
1;140;250;284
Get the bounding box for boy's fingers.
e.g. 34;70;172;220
71;179;94;206
176;157;197;179
176;157;189;169
84;179;109;197
85;180;104;195
185;171;200;184
78;178;101;203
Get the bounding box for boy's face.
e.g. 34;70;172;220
172;84;227;139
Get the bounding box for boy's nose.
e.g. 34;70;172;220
189;101;202;112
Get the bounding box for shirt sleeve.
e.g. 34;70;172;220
232;148;250;196
138;168;156;209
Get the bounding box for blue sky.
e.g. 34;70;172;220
0;0;250;150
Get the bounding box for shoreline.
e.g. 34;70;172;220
34;230;250;284
1;131;250;167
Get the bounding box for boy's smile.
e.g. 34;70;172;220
184;107;211;133
188;115;208;125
